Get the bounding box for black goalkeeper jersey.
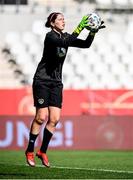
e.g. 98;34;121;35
34;29;94;82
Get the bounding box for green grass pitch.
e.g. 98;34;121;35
0;150;133;179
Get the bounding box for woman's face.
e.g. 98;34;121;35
51;14;65;31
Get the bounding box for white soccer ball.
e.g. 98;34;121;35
87;13;101;29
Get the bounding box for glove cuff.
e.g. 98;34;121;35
73;25;83;35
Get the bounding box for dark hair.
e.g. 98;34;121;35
45;12;62;28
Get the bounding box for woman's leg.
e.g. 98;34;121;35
26;107;48;152
40;106;61;153
36;106;61;167
25;107;48;166
46;106;61;133
31;107;48;134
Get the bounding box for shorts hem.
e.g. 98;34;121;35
34;104;62;109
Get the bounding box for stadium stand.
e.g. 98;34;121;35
0;0;133;89
0;46;24;87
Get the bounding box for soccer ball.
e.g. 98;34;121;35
87;13;101;29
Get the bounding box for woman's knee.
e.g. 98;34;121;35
34;108;48;125
48;115;60;127
34;118;44;125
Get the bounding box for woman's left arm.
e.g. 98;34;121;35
70;32;95;48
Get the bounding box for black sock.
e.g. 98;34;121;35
40;128;53;153
26;133;38;152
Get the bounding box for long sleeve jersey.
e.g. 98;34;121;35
34;29;95;82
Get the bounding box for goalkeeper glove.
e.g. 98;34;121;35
73;15;89;35
88;21;106;35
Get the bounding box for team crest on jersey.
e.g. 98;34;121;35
38;98;44;104
57;47;66;57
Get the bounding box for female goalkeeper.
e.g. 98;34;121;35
25;12;105;167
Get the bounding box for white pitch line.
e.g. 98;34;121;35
35;164;133;174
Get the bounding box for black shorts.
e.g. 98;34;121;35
32;79;63;108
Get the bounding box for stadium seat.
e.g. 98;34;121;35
22;31;37;47
32;20;48;36
10;42;26;56
129;0;133;5
5;31;20;46
113;0;129;6
95;0;112;6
